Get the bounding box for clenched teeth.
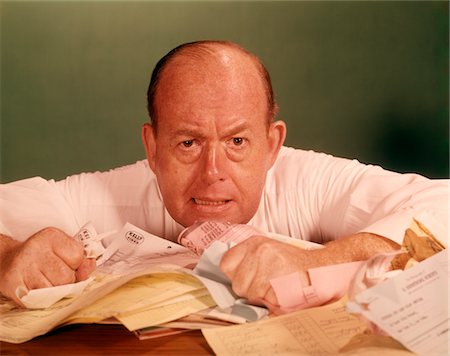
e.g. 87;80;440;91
193;198;229;206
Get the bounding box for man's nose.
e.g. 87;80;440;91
201;144;226;184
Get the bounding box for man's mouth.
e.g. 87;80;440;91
193;198;230;206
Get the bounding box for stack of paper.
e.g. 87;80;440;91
0;267;217;343
1;219;447;356
0;223;218;343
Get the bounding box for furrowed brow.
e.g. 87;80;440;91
173;128;205;138
223;121;251;137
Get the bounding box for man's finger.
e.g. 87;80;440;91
246;280;272;306
220;246;247;280
23;270;53;291
40;257;77;286
75;258;96;281
262;286;279;307
51;233;86;269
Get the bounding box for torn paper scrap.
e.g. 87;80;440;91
270;261;365;313
74;222;105;259
18;277;94;309
178;221;323;255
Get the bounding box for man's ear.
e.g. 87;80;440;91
142;123;157;172
267;120;287;168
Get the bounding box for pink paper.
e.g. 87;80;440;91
269;272;307;307
270;261;365;312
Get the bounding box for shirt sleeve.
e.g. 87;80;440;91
0;177;80;241
0;161;148;241
0;160;181;242
317;157;448;245
261;147;448;245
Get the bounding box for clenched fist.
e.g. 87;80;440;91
0;227;96;306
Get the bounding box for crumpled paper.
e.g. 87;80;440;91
17;277;95;309
347;218;447;334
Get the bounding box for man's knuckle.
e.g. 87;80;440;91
39;226;62;236
69;244;85;261
254;241;273;255
52;266;76;285
27;227;60;245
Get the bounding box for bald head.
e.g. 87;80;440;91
146;41;278;131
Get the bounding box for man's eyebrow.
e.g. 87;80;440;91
224;121;251;136
172;128;203;137
172;120;251;138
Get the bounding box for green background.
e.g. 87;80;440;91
1;1;448;183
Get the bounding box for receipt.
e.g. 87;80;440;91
347;250;449;355
178;221;323;254
74;222;105;259
97;223;198;274
347;219;449;354
178;221;261;255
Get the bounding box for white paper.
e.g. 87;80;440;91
192;241;237;308
348;249;449;355
18;277;94;309
97;223;198;274
18;222;197;309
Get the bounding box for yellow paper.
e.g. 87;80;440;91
62;273;206;325
117;289;215;331
0;266;195;343
202;298;369;355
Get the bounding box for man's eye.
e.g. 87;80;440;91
182;140;194;147
232;137;244;146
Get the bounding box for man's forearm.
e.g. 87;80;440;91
307;232;400;267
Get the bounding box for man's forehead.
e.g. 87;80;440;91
151;43;270;129
156;54;263;104
160;46;260;83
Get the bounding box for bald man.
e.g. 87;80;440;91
1;41;447;310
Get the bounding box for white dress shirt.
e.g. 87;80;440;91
1;147;448;245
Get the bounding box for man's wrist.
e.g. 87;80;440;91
0;234;20;262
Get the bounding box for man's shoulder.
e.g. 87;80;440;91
57;159;156;194
269;146;362;184
65;159;152;180
274;146;332;168
274;146;361;168
101;159;151;176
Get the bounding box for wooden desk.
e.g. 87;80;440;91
0;324;215;355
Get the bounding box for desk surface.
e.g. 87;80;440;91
0;324;214;355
